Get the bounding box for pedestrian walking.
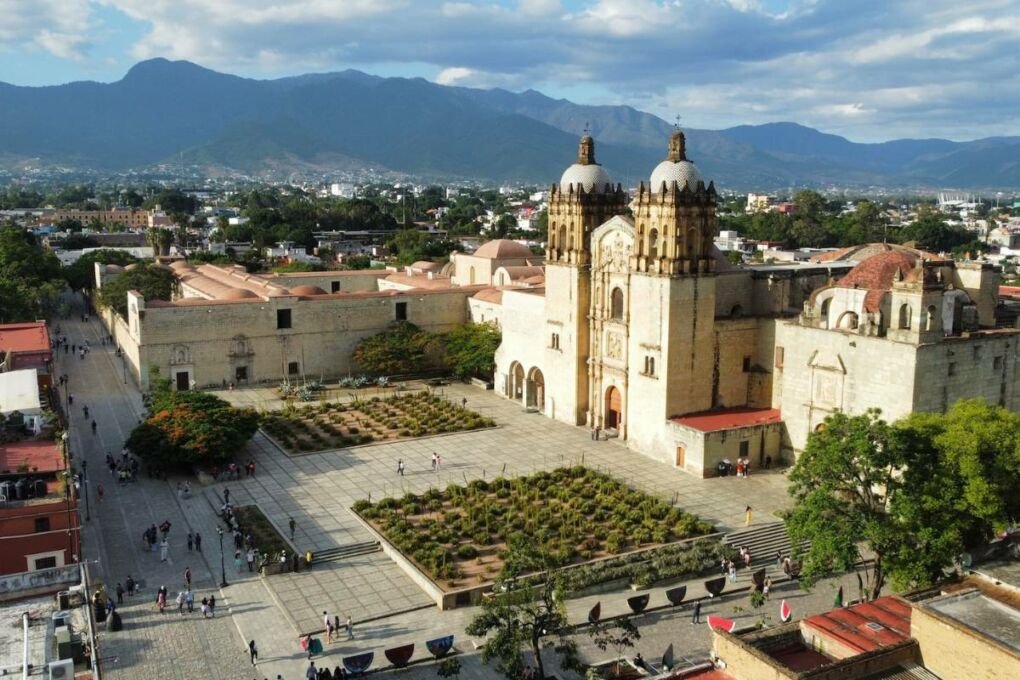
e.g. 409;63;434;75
691;600;702;624
763;576;772;600
435;454;441;471
176;591;185;615
334;615;341;635
775;550;783;567
234;550;243;572
160;539;169;562
187;532;194;551
306;662;318;678
83;405;89;418
186;590;194;613
397;459;404;476
68;394;73;406
96;484;104;503
346;615;353;639
209;594;216;617
195;532;202;552
201;597;210;617
184;566;192;590
246;548;255;572
126;575;135;596
160;519;172;539
461;397;467;408
289;517;296;540
304;634;315;659
326;620;334;644
156;588;167;614
115;582;125;604
248;640;258;666
744;505;753;526
91;420;97;434
431;452;437;471
224;488;230;505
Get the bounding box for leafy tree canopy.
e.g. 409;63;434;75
352;321;438;375
63;249;138;291
786;401;1020;598
127;373;259;468
0;226;64;323
899;210;972;253
387;229;456;266
443;323;501;379
97;263;177;318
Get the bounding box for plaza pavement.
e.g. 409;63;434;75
58;296;862;680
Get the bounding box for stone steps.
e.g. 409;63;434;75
723;522;810;566
312;541;381;563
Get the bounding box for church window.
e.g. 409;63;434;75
898;303;911;329
643;356;656;376
648;229;659;259
550;333;560;350
331;281;341;293
395;301;408;321
558;225;566;253
819;298;831;326
610;287;624;320
742;356;751;372
924;305;937;331
276;309;292;329
288;361;300;375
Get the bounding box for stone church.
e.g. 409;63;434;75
485;130;1020;475
97;129;1020;477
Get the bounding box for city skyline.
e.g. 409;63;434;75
0;0;1018;143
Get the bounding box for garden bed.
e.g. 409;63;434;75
260;391;496;454
352;466;714;591
232;505;290;565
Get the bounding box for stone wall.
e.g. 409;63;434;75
912;600;1020;680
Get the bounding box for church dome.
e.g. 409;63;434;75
559;134;613;194
649;129;705;192
560;163;612;194
650;160;702;191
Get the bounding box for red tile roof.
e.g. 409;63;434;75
0;440;65;474
836;251;918;292
1000;286;1020;298
0;322;51;356
671;407;782;433
802;596;912;655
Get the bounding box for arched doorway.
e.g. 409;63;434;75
526;367;545;410
605;385;623;430
509;362;525;402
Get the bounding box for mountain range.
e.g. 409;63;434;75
1;59;1018;190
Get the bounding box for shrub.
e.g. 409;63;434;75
456;544;479;559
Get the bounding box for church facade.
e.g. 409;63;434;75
487;131;1020;476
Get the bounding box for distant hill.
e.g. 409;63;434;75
0;59;1017;190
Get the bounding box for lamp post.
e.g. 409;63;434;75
82;460;90;522
216;527;229;587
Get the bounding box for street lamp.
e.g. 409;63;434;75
216;527;229;587
82;460;90;522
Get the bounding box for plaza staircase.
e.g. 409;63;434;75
722;522;809;564
313;540;381;564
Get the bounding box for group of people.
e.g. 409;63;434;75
722;545;755;582
107;449;139;484
321;611;354;644
216;461;255;481
141;522;172;561
302;661;354;679
154;584;217;617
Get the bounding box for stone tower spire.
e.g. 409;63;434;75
666;129;687;162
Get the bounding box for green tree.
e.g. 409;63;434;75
436;657;462;679
97;263;177;318
352;322;438;374
785;409;903;600
56;218;84;233
466;540;572;680
791;190;830;247
63;249;138;291
443;323;501;379
147;227;174;257
898;210;971;253
0;226;64;322
588;618;641;677
127;376;258;468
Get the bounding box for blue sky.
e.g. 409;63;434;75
0;0;1017;142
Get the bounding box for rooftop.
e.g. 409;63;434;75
0;322;50;356
0;369;42;415
0;440;65;475
925;587;1020;653
671;407;782;433
802;596;912;655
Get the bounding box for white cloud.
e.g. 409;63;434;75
0;0;92;59
3;0;1019;140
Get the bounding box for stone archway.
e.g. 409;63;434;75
605;385;623;430
509;362;525;402
526;367;545;410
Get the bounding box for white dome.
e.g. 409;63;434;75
650;160;702;192
559;163;612;193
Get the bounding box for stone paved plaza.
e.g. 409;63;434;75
56;299;866;680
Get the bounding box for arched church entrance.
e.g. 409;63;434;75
605;385;623;430
509;362;525;402
526;367;545;410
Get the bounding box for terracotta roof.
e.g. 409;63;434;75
472;288;504;304
1000;286;1020;298
0;322;51;357
671;407;781;432
472;239;534;259
499;265;544;281
0;440;65;474
288;285;327;296
802;596;912;655
836;250;918;293
409;260;441;271
383;273;454;290
810;243;942;264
